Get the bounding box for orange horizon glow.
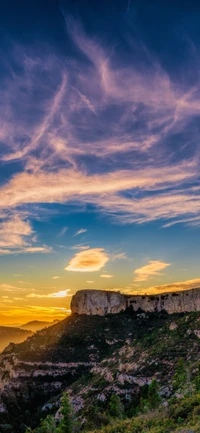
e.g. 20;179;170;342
1;276;200;326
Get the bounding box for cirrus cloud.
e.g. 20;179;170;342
65;248;109;272
74;228;87;236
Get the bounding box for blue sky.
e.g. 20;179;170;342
0;0;200;323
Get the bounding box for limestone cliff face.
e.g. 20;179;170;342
71;288;200;316
128;288;200;314
70;290;127;316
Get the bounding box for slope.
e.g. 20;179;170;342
0;309;200;432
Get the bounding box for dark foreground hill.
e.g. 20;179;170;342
0;326;33;353
0;309;200;432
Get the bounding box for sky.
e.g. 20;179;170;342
1;0;200;324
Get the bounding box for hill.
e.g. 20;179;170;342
0;326;33;353
0;308;200;432
19;319;60;332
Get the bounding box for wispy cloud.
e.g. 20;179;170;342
0;15;200;259
74;228;87;236
111;252;127;260
128;278;200;295
71;244;90;251
134;260;170;282
58;227;68;237
27;289;70;298
65;248;109;272
100;274;114;278
0;163;197;227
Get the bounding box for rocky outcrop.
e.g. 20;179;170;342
70;290;127;316
127;288;200;314
71;288;200;316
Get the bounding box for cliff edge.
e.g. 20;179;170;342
70;289;126;316
71;287;200;315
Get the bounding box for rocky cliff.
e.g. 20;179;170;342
71;288;200;315
70;289;127;316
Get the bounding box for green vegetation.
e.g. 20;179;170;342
25;388;200;433
25;367;200;433
107;395;124;419
89;394;200;433
26;393;77;433
195;363;200;392
57;393;76;433
1;310;200;433
173;357;188;391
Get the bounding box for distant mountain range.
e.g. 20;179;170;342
0;326;33;353
0;320;59;353
19;319;59;332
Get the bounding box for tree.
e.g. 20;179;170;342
147;379;161;409
25;415;56;433
108;394;124;419
38;416;57;433
25;394;75;433
173;358;188;391
57;392;75;433
195;363;200;392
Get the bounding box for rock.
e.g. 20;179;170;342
194;330;200;339
127;288;200;314
71;288;200;316
71;290;126;316
169;322;178;331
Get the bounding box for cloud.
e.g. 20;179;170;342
134;260;170;282
0;283;32;293
0;16;200;240
74;228;87;236
65;248;109;272
86;280;94;283
127;278;200;295
71;244;90;251
111;252;127;260
0;215;51;255
0;162;198;230
0;215;32;248
27;289;70;298
23;246;51;253
2;73;67;163
58;227;68;237
53;276;60;279
100;274;114;278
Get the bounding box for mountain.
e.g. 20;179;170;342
0;290;200;432
19;319;60;332
0;326;33;353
